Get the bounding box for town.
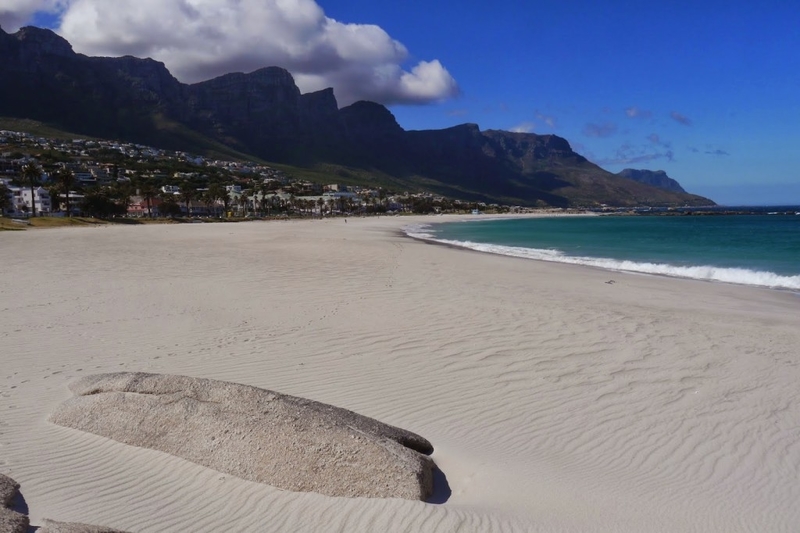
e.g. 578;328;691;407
0;129;522;221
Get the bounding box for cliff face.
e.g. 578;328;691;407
186;67;303;156
340;101;404;139
0;26;715;207
617;169;687;193
0;26;187;141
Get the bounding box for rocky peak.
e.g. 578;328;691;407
300;88;339;115
617;168;687;193
189;67;301;115
340;101;404;139
95;55;184;103
245;66;298;87
483;130;584;162
12;26;74;57
300;88;344;139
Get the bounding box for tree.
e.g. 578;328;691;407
110;181;134;216
21;163;41;217
80;188;126;218
201;190;216;217
239;190;250;217
206;183;226;217
158;194;182;218
140;181;159;218
179;184;197;217
0;183;12;215
258;186;269;217
53;167;76;216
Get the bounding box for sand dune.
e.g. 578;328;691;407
1;216;799;532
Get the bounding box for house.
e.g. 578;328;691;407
5;185;52;216
127;195;163;218
49;191;84;215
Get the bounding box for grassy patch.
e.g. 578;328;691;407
0;118;96;140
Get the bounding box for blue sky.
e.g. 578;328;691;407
3;0;799;205
320;1;800;205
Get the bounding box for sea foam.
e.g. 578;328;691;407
404;224;800;291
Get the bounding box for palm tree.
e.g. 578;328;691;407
0;182;12;215
239;190;250;217
220;187;232;217
140;181;158;218
179;184;197;217
111;181;134;216
158;191;182;218
21;163;41;217
207;183;227;217
259;190;269;217
53;167;75;216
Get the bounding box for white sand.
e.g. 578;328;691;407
1;216;798;532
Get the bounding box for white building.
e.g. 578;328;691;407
5;185;51;216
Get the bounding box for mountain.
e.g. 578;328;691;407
617;169;687;193
0;26;714;207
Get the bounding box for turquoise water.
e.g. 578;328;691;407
406;212;800;290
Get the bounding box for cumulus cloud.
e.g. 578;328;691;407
670;111;692;126
583;122;618;138
4;0;458;107
625;106;652;119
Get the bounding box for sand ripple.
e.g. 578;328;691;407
1;219;799;531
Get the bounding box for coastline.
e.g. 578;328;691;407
404;214;800;292
2;217;799;532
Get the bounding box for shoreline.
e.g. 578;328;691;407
2;217;799;532
401;215;800;293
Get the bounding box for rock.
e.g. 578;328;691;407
617;168;688;193
50;373;434;500
39;519;129;533
0;26;716;207
0;474;29;533
340;100;405;140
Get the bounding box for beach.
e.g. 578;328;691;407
1;216;799;532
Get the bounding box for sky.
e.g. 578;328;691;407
2;1;799;205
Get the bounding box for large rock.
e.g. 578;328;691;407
0;474;29;533
50;373;435;500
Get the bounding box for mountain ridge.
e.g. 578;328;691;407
0;26;714;207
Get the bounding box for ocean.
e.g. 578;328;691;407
406;208;800;291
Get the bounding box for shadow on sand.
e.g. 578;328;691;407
11;487;39;532
426;467;452;504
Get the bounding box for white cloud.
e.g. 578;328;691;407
625;106;652;119
0;0;65;31
535;112;556;128
510;122;535;133
5;0;458;107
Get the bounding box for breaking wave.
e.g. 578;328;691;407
404;224;800;291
